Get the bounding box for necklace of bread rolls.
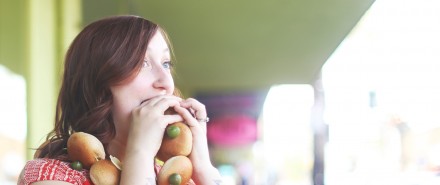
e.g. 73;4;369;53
66;109;193;185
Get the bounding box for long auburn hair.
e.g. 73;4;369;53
36;15;177;159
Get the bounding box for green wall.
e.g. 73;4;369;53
82;0;375;95
0;0;27;76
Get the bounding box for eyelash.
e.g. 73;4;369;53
142;60;151;69
142;60;174;69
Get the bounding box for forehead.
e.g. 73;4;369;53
146;31;170;55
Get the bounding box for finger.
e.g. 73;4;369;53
152;95;182;106
162;114;184;125
141;95;181;106
174;106;208;134
180;98;207;121
173;106;199;127
140;96;181;112
153;97;182;112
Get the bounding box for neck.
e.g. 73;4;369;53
107;136;127;162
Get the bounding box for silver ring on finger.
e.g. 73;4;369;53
196;117;210;123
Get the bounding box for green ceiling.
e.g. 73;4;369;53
83;0;375;94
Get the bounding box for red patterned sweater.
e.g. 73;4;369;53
18;158;194;185
18;158;92;185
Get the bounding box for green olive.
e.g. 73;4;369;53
169;173;182;185
70;161;83;171
166;125;180;139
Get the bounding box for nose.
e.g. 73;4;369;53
152;67;173;94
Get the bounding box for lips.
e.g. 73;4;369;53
140;99;149;105
140;92;168;105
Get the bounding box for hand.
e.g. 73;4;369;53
121;95;183;185
174;98;210;163
167;98;223;184
128;95;183;157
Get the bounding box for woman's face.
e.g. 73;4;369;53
110;30;174;136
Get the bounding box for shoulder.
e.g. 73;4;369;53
18;158;92;185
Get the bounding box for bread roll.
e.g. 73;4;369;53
67;132;105;169
90;159;121;185
156;122;192;161
157;156;193;185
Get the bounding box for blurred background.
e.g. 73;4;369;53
1;0;440;184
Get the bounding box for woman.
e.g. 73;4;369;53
18;15;222;185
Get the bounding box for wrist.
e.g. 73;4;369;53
192;164;222;183
120;150;157;185
126;135;158;159
192;160;214;171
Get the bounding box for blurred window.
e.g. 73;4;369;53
322;0;440;184
0;65;26;185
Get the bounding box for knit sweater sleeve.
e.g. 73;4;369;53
17;158;92;185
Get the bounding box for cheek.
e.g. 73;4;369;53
169;79;175;92
110;101;132;138
166;74;175;93
111;96;132;124
110;86;137;125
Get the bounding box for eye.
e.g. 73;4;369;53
162;61;173;69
